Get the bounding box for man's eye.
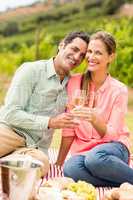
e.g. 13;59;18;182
71;47;78;52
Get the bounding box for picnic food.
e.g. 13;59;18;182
67;181;96;200
42;177;75;190
38;178;96;200
104;182;133;200
61;190;85;200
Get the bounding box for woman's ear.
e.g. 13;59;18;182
109;53;115;64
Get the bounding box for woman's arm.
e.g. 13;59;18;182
72;87;128;138
104;88;128;137
72;107;106;137
56;136;74;167
91;115;106;137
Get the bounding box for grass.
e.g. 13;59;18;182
51;111;133;152
126;112;133;132
126;112;133;152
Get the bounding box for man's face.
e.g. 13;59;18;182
57;37;88;72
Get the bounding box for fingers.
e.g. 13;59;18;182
57;120;79;129
63;113;74;120
72;111;92;121
71;107;96;122
48;113;79;129
54;162;62;169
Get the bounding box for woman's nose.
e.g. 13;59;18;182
87;52;95;60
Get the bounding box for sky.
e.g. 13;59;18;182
0;0;41;12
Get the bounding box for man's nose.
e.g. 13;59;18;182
74;53;81;61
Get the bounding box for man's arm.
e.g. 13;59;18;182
1;63;50;134
1;63;78;136
56;136;74;167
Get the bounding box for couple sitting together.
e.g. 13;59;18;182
0;30;133;190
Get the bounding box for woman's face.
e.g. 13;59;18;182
85;39;114;73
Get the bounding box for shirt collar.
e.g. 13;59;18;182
46;57;70;85
46;58;57;79
98;74;111;93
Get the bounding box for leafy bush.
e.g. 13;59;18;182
3;22;20;36
84;0;102;10
102;0;125;14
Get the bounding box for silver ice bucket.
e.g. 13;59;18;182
0;154;43;200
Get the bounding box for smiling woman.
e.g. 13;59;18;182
56;31;133;188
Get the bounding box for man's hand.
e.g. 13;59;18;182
48;113;79;129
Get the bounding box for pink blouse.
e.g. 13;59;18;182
62;74;130;155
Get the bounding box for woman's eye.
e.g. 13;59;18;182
96;51;102;55
87;50;92;54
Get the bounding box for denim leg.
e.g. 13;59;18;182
84;142;133;186
63;154;120;187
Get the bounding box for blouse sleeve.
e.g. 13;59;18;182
105;86;128;137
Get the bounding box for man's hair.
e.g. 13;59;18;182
63;31;89;46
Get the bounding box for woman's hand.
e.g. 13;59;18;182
71;107;97;124
72;107;107;137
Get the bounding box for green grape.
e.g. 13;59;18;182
67;181;96;200
68;183;77;192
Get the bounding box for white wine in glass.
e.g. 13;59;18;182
72;89;87;109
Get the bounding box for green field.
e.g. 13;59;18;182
126;112;133;152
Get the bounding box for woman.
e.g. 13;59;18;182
56;31;133;187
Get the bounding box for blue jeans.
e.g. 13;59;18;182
63;142;133;187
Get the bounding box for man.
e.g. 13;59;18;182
0;31;89;175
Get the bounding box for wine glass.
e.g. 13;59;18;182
68;89;87;122
72;89;87;109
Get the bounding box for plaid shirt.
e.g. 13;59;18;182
0;58;69;154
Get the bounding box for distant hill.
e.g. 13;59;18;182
0;0;78;22
0;2;51;22
118;3;133;17
0;0;133;23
